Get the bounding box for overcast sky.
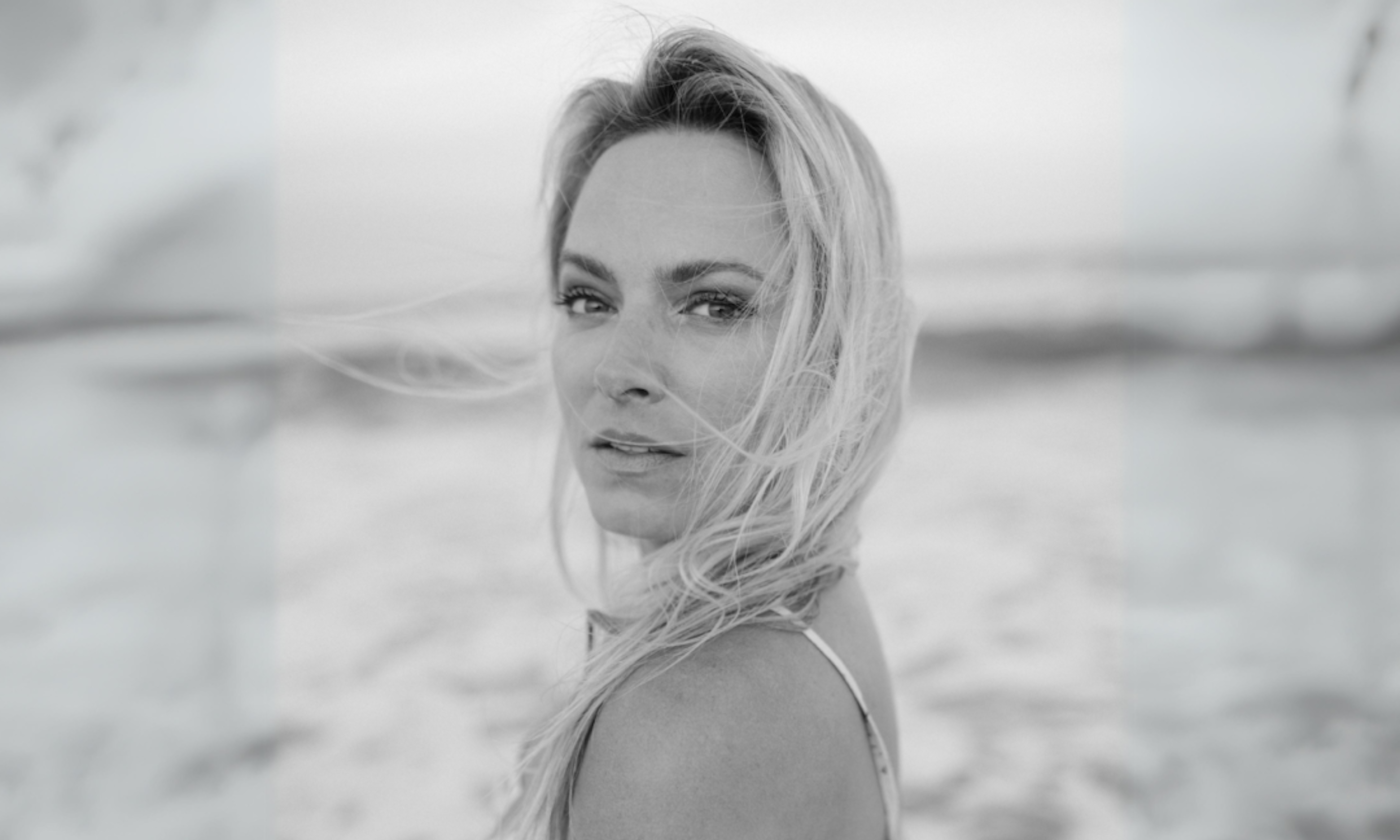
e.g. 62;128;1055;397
277;0;1126;306
275;0;1397;308
5;1;1396;311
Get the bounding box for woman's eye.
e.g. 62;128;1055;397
685;293;750;321
554;288;611;316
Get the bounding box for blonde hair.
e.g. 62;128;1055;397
496;25;915;839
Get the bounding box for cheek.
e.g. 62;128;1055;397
550;331;589;418
686;332;775;431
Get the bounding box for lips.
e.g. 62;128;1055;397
589;429;685;474
590;429;684;456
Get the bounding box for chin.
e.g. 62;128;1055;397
585;492;683;548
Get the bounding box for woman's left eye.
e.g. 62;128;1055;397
683;292;750;321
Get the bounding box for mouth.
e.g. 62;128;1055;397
590;430;685;456
588;430;685;473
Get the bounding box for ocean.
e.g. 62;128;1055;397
8;261;1396;838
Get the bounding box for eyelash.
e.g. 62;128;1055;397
553;287;609;316
552;286;754;321
684;290;753;320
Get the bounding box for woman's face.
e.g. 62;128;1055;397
552;130;785;551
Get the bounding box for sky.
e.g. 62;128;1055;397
3;0;1396;312
276;0;1127;307
275;0;1398;308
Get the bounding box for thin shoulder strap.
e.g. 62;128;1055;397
772;607;901;839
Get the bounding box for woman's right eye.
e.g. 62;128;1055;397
554;287;612;316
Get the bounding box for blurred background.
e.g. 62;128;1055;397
2;1;1398;838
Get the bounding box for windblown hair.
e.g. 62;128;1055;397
496;25;915;839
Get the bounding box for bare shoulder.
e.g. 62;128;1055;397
569;625;883;840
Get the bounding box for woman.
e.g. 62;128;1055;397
498;25;915;840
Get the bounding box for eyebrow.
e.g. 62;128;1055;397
662;259;766;286
558;252;616;285
559;250;765;287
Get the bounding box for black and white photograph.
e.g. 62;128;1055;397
2;1;1398;838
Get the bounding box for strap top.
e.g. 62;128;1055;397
772;606;901;840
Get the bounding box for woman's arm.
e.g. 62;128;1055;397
568;627;884;840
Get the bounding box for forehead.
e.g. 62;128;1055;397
564;130;784;266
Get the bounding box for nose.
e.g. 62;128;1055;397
593;312;665;403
